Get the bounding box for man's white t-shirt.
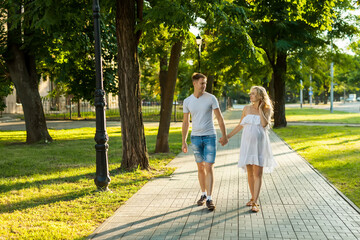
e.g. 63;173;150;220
183;92;220;136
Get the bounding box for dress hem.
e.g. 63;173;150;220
238;164;276;173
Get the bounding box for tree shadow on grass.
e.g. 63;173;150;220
0;187;92;214
0;166;152;195
328;137;360;146
0;168;151;214
0;171;95;195
0;135;123;178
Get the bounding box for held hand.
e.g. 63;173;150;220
182;143;188;153
219;136;229;146
224;136;229;145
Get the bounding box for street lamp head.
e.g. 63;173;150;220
196;35;202;46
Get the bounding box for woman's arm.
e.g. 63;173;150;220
227;124;243;139
227;106;246;139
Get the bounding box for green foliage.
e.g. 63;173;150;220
201;1;265;89
138;0;202;102
37;2;118;102
1;0;359;108
1;0;118;103
0;77;12;112
194;0;345;97
218;0;358;103
176;46;197;101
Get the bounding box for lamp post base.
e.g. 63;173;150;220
94;177;111;192
95;186;112;192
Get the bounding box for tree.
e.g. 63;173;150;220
0;6;12;113
1;0;116;143
203;0;349;127
199;2;267;98
3;0;53;143
139;0;196;153
43;7;118;105
155;40;182;153
116;0;149;170
247;0;343;127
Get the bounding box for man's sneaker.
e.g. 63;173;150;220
197;195;207;206
206;200;215;210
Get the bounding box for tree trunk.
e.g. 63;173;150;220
6;45;53;143
324;84;329;104
77;99;81;117
155;42;182;153
206;74;214;94
273;52;287;128
5;3;52;144
116;0;149;170
269;73;275;103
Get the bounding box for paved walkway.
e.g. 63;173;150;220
89;109;360;240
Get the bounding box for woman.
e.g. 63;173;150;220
227;86;277;212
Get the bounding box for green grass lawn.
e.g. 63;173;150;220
0;127;185;239
286;108;360;124
274;126;360;207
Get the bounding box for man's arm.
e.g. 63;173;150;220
214;108;228;146
182;112;190;153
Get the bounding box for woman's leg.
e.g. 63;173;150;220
252;165;264;203
246;165;255;203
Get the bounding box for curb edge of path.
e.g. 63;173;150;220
287;121;360;127
276;133;360;215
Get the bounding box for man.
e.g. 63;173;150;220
182;73;228;211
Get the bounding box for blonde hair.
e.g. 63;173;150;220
250;86;273;127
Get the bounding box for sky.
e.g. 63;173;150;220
189;25;200;37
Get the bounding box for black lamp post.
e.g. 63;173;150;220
93;0;110;191
195;34;202;72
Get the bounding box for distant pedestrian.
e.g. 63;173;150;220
223;86;277;212
182;73;228;211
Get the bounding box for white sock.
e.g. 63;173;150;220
207;195;212;201
202;192;207;196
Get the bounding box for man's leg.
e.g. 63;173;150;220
197;162;206;193
205;162;215;210
191;135;207;205
196;162;207;205
205;162;214;196
203;135;216;210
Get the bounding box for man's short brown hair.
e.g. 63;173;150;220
192;72;207;82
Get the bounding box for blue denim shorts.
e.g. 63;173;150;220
190;135;217;164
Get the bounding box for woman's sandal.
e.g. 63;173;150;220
251;203;260;212
246;199;254;206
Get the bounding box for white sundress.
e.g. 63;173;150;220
238;114;277;173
